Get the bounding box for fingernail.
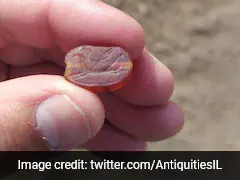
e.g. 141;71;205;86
34;95;92;150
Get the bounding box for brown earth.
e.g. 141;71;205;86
103;0;240;150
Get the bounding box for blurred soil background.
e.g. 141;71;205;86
103;0;240;150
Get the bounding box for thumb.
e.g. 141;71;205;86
0;75;105;151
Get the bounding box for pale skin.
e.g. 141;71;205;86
0;0;184;151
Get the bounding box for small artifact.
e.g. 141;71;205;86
64;45;133;92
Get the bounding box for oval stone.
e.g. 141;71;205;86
64;45;133;92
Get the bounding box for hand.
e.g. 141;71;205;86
0;0;184;151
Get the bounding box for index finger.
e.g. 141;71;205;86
0;0;144;60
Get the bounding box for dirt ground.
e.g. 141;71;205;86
103;0;240;150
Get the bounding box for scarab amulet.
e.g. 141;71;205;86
64;45;133;92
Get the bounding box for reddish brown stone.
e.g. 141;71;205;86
64;45;133;92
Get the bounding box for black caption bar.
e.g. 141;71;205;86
1;151;239;179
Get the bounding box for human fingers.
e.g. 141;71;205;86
8;63;182;142
113;48;174;106
99;93;184;141
0;75;105;150
0;0;144;60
